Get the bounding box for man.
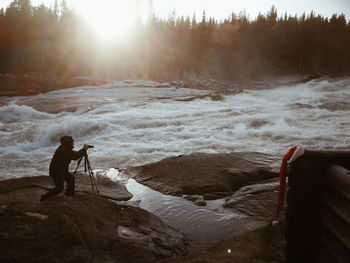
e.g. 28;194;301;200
40;136;89;201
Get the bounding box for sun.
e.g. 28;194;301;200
79;0;140;42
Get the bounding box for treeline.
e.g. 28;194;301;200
1;0;350;80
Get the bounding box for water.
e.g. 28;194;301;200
107;168;254;248
0;78;349;179
1;77;349;246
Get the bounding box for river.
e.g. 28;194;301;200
1;76;349;247
1;77;349;179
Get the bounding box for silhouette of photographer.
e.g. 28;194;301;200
40;136;89;201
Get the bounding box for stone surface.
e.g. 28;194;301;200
125;152;279;198
182;195;207;206
0;176;189;263
0;173;133;202
224;178;280;220
0;73;105;96
165;220;286;263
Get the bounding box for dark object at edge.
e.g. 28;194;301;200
285;150;350;263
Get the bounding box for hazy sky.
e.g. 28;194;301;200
1;0;350;21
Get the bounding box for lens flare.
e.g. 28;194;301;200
79;0;138;42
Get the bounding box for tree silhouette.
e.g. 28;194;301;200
0;1;349;80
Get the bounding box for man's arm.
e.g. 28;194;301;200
69;144;89;160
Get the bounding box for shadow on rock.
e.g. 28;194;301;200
0;176;189;263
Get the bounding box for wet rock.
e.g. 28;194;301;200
318;100;350;111
249;119;271;128
203;192;232;200
126;152;279;198
224;178;280;220
208;92;224;101
290;103;317;110
306;73;322;81
194;198;207;206
0;176;189;263
183;195;207;206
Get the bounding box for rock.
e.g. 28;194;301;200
182;195;207;206
125;152;279;198
0;177;189;263
318;100;350;111
224;178;280;220
167;220;286;263
306;73;322;81
203;192;232;200
0;73;105;96
194;198;207;206
0;173;132;202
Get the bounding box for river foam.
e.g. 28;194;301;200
0;77;349;179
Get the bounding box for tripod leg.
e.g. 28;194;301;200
74;157;84;174
86;157;99;194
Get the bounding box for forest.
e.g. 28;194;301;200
1;0;350;80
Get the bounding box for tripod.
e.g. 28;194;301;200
74;154;99;195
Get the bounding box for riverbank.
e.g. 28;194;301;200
0;151;287;262
0;174;189;263
0;73;107;96
0;72;338;98
121;152;282;249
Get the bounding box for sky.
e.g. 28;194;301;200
1;0;350;21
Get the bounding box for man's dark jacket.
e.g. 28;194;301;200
49;145;86;176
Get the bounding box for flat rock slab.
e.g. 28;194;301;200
0;178;189;263
0;173;132;202
125;152;279;198
224;178;280;220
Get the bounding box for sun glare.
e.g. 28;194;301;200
80;0;139;43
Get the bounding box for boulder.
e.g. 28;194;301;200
0;176;189;263
125;152;279;198
224;178;280;220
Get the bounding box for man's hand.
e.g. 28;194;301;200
83;144;89;150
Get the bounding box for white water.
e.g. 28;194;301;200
0;78;349;179
1;77;349;248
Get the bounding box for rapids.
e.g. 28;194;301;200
0;78;349;179
1;77;349;248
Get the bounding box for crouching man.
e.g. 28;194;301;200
40;136;89;201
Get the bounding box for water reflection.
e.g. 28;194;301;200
106;168;253;248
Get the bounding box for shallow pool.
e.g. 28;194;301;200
106;168;261;249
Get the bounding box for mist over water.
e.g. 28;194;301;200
0;78;349;179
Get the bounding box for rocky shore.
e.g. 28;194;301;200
1;152;287;262
124;152;286;263
0;73;106;96
0;173;189;263
0;72;335;98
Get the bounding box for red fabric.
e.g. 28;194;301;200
275;146;298;219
